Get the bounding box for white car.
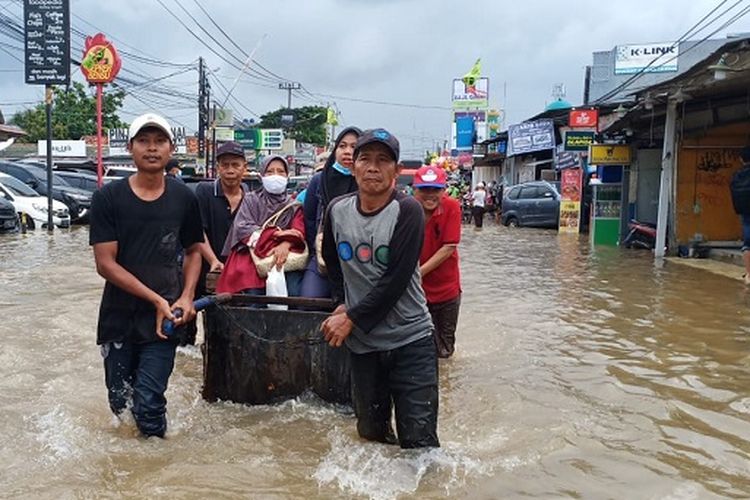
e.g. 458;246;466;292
0;173;71;229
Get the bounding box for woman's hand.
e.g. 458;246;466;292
271;241;292;270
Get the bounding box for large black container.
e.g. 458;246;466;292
202;301;351;405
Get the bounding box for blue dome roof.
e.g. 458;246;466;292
545;99;572;111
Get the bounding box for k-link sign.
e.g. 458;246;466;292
615;42;679;74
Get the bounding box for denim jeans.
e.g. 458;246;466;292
101;340;177;438
742;214;750;252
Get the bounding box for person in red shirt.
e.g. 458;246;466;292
412;166;462;358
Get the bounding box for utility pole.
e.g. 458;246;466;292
198;57;207;166
279;81;301;109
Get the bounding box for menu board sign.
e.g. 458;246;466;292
24;0;70;85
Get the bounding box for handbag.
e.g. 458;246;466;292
249;203;309;279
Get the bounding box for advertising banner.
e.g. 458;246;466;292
452;77;489;109
556;151;580;170
569;109;598;128
108;128;128;156
589;144;632;165
558;167;583;234
234;129;259;150
615;42;678;75
455;116;475;151
107;127;187;155
37;140;86;157
508;119;555;156
24;0;70;85
564;131;595;151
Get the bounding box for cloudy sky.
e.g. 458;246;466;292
1;0;749;159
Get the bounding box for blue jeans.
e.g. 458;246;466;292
102;340;177;438
742;215;750;252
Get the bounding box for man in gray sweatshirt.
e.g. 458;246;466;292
321;128;439;449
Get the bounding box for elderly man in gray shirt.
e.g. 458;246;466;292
321;128;439;449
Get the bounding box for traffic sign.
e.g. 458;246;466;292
260;129;284;150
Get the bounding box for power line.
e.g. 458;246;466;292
595;0;749;103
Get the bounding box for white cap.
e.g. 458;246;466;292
128;113;174;143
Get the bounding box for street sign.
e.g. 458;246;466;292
24;0;70;85
234;129;259;149
260;129;284;150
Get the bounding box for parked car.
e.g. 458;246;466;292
0;196;19;233
0;173;71;229
54;170;100;193
0;162;92;222
502;181;561;228
103;165;137;183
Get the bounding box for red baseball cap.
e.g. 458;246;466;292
413;165;447;188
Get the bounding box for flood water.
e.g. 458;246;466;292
1;225;749;499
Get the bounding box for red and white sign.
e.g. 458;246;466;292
569;109;598;128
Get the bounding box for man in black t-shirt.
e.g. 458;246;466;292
89;113;204;438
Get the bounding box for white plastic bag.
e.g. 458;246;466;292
265;267;288;310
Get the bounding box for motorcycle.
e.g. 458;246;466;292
622;219;657;249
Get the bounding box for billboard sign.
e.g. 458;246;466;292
455;116;475;150
569;109;598;128
615;42;678;75
107;127;187;155
508;119;555;156
24;0;70;85
108;128;128;156
234;128;259;149
564;131;596;152
452;77;489;109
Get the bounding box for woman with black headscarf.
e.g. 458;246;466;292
300;126;361;298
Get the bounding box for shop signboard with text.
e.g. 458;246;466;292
508;119;555;156
589;144;631;165
615;42;678;75
558;167;583;234
564;131;595;152
568;109;598;128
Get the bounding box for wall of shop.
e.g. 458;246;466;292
675;122;750;243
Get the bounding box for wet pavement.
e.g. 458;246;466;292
1;225;749;499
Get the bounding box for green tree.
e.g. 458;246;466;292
10;82;127;142
257;105;327;146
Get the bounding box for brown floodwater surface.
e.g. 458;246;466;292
0;225;749;499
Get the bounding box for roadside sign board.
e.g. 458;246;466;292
564;131;595;151
589;144;632;165
24;0;70;85
234;129;259;149
260;129;284;150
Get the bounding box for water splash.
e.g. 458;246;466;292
28;405;83;463
314;430;489;499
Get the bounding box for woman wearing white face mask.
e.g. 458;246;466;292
217;155;306;296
